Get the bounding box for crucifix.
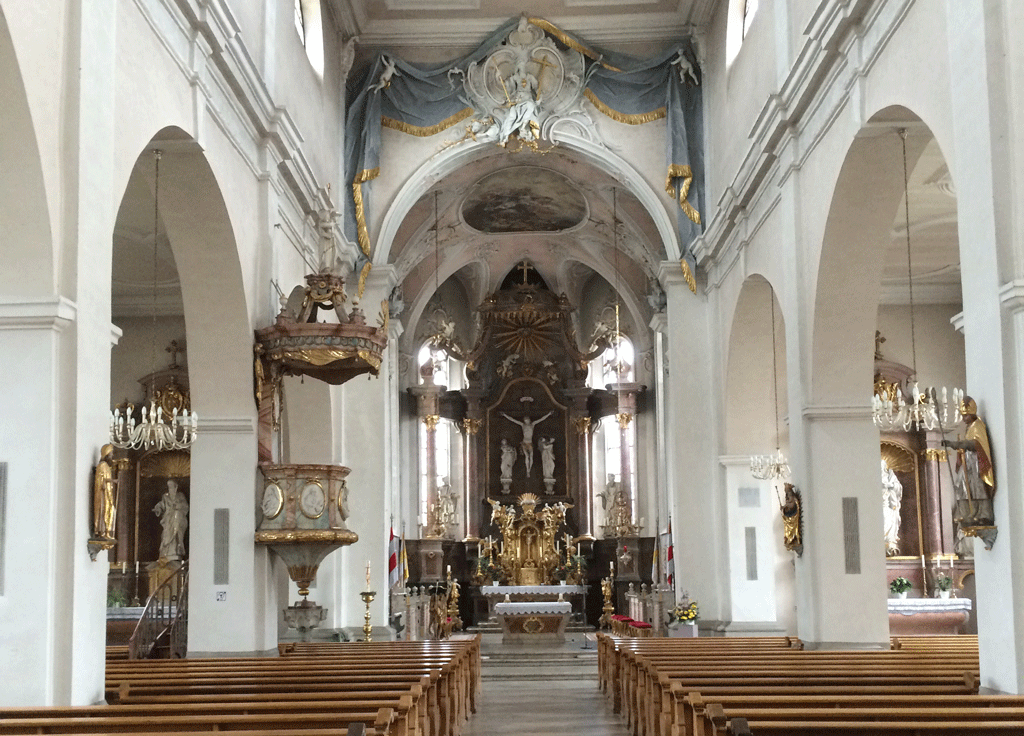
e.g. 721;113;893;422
531;52;557;96
517;260;534;285
166;340;184;368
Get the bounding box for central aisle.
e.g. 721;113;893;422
461;634;629;736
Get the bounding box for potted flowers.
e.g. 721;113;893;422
667;599;699;637
889;576;912;599
935;575;953;599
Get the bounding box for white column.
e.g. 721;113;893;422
658;261;728;621
335;269;394;628
945;0;1024;692
0;299;81;705
187;418;272;656
794;406;889;647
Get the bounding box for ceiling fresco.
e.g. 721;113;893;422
461;167;588;234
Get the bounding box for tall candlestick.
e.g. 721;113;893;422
366;560;371;590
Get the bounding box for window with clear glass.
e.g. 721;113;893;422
294;0;305;45
743;0;760;39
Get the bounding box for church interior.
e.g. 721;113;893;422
4;0;1024;727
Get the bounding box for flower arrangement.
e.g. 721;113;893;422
669;600;699;624
935;574;953;592
889;576;912;595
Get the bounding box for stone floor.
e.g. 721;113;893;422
461;633;630;736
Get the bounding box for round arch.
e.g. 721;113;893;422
372;132;682;265
724;274;786;456
0;6;53;296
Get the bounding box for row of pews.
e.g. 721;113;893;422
598;633;1024;736
0;636;480;736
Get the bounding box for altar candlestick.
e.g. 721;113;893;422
366;560;371;590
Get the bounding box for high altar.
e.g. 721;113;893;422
484;493;572;586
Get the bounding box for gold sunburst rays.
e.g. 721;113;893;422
491;309;561;360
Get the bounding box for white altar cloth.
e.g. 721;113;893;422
887;597;972;615
495;601;572;616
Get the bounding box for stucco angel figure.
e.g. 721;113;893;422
881;459;903;556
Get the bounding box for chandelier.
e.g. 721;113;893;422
750;282;790;481
872;130;958;432
110;150;198;451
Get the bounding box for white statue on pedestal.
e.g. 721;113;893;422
154;479;189;560
539;436;556;494
881;459;903;556
499;438;516;492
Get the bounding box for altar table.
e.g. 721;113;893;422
494;601;572;643
888;596;972;636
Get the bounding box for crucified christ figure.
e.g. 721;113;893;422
501;411;553;478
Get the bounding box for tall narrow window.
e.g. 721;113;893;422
293;0;305;45
743;0;760;38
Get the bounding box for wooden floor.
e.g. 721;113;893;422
462;633;629;736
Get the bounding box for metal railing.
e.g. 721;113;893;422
128;560;189;659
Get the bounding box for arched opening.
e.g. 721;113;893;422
108;127;259;655
807;106;966;643
724;274;789;631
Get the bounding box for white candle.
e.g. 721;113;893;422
365;560;371;589
135;561;139;575
610;561;615;577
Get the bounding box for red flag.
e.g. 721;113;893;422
388;525;400;590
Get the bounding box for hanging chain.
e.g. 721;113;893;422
769;283;780;451
899;128;918;378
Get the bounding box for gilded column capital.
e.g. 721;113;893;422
462;417;482;435
422;414;441;429
616;412;634;430
572;416;592;435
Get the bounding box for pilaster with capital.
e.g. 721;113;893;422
460;388;488;539
564;386;595;538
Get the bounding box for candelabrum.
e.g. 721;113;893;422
599;576;615;630
873;382;962;433
360;590;376;642
750;448;790;481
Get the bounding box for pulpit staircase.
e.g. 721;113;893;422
128;560;189;659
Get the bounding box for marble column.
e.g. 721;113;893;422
461;388;488;539
408;383;444;537
564;385;594;538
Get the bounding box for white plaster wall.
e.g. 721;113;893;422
721;459;779;624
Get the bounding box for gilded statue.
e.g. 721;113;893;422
92;444;118;543
780;483;803;556
942;394;997;548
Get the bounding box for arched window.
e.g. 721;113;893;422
743;0;760;39
293;0;305;45
293;0;325;78
589;334;638;535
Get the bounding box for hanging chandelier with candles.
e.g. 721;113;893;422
872;129;959;432
750;282;790;481
110;150;198;452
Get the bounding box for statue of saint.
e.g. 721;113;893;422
154;480;189;560
942;395;996;528
499;438;516;481
881;460;903;556
501;411;552;477
92;444;117;542
780;483;803;556
597;473;619;510
539;437;555;481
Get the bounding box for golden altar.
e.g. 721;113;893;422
485;494;572;586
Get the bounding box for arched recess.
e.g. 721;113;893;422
0;6;53;295
725;275;786;456
723;273;791;630
373;134;682;265
810;108;935;404
112;127;260;653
